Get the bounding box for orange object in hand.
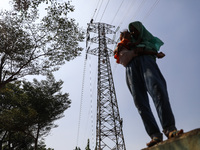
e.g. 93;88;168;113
114;53;120;63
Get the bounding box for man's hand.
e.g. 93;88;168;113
114;47;118;54
157;52;165;58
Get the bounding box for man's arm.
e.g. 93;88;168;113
136;48;165;58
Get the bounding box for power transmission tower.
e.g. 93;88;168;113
86;22;126;150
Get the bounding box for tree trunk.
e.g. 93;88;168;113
8;132;11;150
0;140;2;150
34;124;40;150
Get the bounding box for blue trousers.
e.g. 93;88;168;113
126;55;176;138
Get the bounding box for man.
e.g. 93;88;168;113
115;21;183;147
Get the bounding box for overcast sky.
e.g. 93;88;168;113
1;0;200;150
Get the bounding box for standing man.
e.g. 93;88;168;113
117;21;183;147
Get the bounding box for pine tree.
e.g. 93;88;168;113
85;139;91;150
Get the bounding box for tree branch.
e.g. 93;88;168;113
0;54;6;83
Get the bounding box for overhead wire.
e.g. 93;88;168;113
110;0;125;25
89;55;97;150
86;0;101;50
86;0;104;54
111;0;160;78
129;0;146;21
142;0;160;22
99;0;111;22
81;54;96;149
86;2;111;146
117;0;137;28
77;0;101;146
110;0;126;72
94;0;104;21
110;0;137;75
76;50;88;147
92;0;161;84
91;0;101;19
109;0;133;73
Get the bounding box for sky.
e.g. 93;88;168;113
1;0;200;150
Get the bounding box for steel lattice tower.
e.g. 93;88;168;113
86;22;126;150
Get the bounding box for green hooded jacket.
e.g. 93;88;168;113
128;21;164;52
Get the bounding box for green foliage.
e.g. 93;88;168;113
75;146;81;150
0;74;70;149
0;0;84;89
12;0;47;11
85;139;91;150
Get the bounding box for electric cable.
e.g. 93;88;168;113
99;0;111;22
117;0;137;27
94;0;104;21
91;0;101;20
81;54;95;148
88;55;96;150
142;0;160;22
76;50;88;147
110;0;125;24
129;0;146;22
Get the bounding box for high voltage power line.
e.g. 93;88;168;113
99;0;110;22
110;0;125;24
142;0;160;22
76;49;88;147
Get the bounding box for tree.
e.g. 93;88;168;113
85;139;91;150
23;74;71;149
0;81;36;149
0;0;84;89
0;74;70;149
75;146;81;150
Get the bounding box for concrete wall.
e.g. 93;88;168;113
142;128;200;150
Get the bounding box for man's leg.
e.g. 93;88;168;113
141;56;177;137
126;58;162;139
